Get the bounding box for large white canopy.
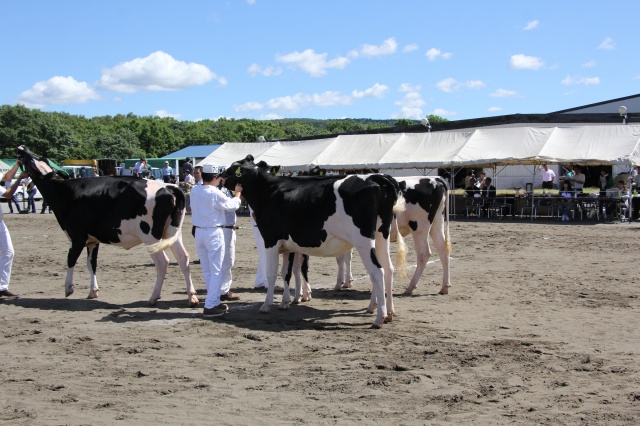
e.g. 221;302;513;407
198;125;640;171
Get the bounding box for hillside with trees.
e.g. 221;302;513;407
0;104;446;163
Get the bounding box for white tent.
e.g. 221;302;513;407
198;125;640;171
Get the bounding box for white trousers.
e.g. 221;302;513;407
195;227;224;309
0;220;14;291
220;228;236;295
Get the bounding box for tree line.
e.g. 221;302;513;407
0;104;445;164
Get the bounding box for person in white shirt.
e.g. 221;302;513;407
0;161;29;298
133;158;146;178
537;164;556;195
161;161;174;183
570;165;586;194
190;164;242;318
217;173;241;302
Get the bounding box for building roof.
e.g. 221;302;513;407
163;145;222;159
552;93;640;114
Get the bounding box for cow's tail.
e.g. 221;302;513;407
147;186;186;254
369;174;408;278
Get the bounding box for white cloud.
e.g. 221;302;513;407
349;37;398;58
426;47;453;61
233;101;264;112
403;43;419;53
265;91;351;113
561;75;600;86
351;83;389;99
155;109;182;119
488;106;502;112
523;20;539;31
17;76;100;108
509;54;544;70
391;84;425;120
247;63;283;77
431;108;456;117
582;60;596;68
489;88;518;98
95;51;221;93
260;113;282;120
597;37;615;50
246;0;256;4
436;78;485;93
276;49;350;77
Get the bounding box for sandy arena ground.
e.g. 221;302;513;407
0;210;639;425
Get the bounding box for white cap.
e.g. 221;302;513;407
202;164;219;174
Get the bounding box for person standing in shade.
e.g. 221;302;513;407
537;164;556;196
0;161;30;298
1;180;21;213
190;164;243;318
570;165;586;194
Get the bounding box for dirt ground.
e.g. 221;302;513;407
0;211;639;425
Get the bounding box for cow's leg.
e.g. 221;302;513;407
148;250;169;305
169;238;199;307
260;247;280;313
430;217;451;295
335;249;354;290
300;254;311;302
375;233;395;321
403;227;432;295
279;253;294;309
86;243;100;299
354;243;387;328
65;241;85;297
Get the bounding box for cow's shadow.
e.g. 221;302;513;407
1;294;380;332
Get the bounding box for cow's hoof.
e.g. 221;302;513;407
278;303;290;310
371;322;383;329
259;305;270;313
333;284;343;291
65;287;74;297
439;285;450;295
342;280;353;289
385;313;393;323
301;296;311;302
366;308;375;314
188;297;200;308
403;289;414;296
148;297;160;306
88;290;99;299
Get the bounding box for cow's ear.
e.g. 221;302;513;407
320;169;326;176
246;154;254;162
271;166;281;175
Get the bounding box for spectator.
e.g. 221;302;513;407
161;161;174;183
557;180;574;221
569;165;585;194
1;181;21;213
465;177;480;197
133;158;146;178
599;169;614;194
475;171;487;188
181;159;194;178
537;164;556;195
190;164;243;318
481;177;496;198
21;176;36;213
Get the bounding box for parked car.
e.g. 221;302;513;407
0;179;42;203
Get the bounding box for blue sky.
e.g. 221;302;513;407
1;0;638;122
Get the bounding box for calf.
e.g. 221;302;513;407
222;155;405;328
16;146;198;307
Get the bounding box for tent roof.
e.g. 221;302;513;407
198;125;640;171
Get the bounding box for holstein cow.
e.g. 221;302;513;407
16;146;198;307
336;176;451;295
222;155;406;328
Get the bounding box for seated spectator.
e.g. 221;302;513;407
481;177;496;198
466;178;480;197
558;180;574;221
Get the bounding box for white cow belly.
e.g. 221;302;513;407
279;237;353;258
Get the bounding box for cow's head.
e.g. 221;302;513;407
222;155;280;193
16;145;60;182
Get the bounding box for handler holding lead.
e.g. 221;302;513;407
190;164;243;318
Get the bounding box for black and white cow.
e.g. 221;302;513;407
222;155;406;328
336;175;451;295
16;146;198;307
